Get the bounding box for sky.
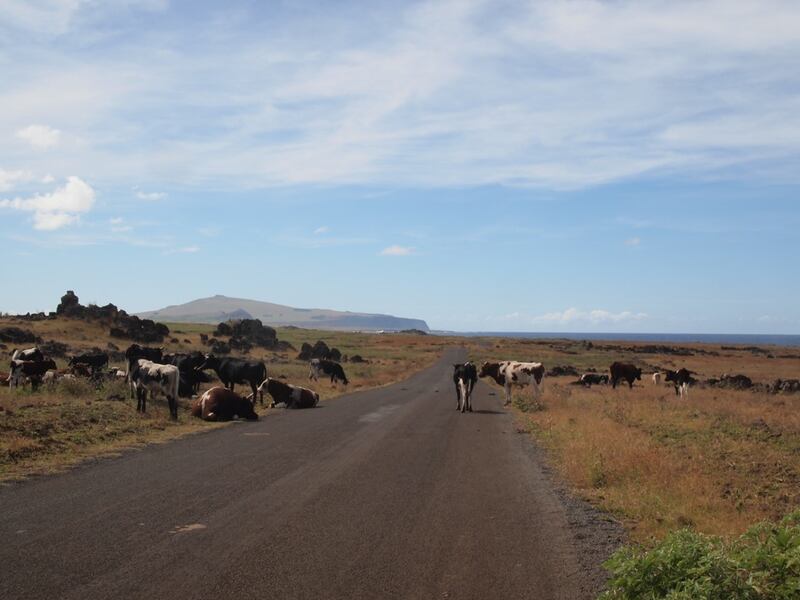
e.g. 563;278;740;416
1;0;799;333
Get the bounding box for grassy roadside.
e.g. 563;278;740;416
463;336;800;543
1;317;448;483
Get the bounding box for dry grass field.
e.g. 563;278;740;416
0;316;447;482
464;336;800;543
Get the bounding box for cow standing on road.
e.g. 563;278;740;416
453;362;478;413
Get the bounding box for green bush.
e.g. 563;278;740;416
600;510;800;599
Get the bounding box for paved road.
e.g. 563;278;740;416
1;348;595;599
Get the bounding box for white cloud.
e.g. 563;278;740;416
2;1;800;189
380;245;415;256
109;217;124;224
625;236;642;246
313;226;329;235
136;190;167;201
532;308;648;324
164;245;200;254
41;174;55;184
16;124;61;149
0;168;33;192
0;176;95;230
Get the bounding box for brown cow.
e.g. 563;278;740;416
609;362;642;389
257;378;319;409
191;387;259;421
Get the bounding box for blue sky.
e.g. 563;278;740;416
1;0;799;333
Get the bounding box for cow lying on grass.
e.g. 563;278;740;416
191;387;258;421
580;373;609;387
257;378;319;409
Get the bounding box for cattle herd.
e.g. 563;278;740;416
451;359;697;412
3;343;350;422
5;342;698;422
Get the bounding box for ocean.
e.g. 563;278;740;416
436;331;800;347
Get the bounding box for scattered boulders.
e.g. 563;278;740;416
0;326;40;344
213;319;294;352
769;379;800;394
350;354;368;363
57;290;170;343
210;341;231;354
547;365;580;377
706;374;753;390
296;340;343;361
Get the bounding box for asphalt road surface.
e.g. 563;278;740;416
1;348;615;599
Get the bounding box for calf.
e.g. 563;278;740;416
479;361;544;405
580;373;609;387
130;359;180;419
609;362;642;389
453;362;478;413
308;358;349;386
664;368;693;399
257;378;319;409
69;352;109;373
191;387;258;421
196;355;266;402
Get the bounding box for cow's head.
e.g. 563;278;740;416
478;362;499;378
196;354;219;372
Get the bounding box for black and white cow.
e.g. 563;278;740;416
9;358;57;390
196;355;266;403
664;368;693;398
453;362;478;413
309;359;349;386
580;373;609;387
256;378;320;409
479;361;544;406
11;347;45;362
609;362;642;389
129;359;180;419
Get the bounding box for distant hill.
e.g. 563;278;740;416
136;295;430;332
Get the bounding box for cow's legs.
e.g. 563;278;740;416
455;381;462;410
251;382;261;405
504;383;512;405
167;395;178;420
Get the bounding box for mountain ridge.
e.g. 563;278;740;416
136;295;429;332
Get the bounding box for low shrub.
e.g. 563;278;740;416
600;510;800;599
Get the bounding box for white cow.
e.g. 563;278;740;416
478;361;545;405
130;359;180;420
